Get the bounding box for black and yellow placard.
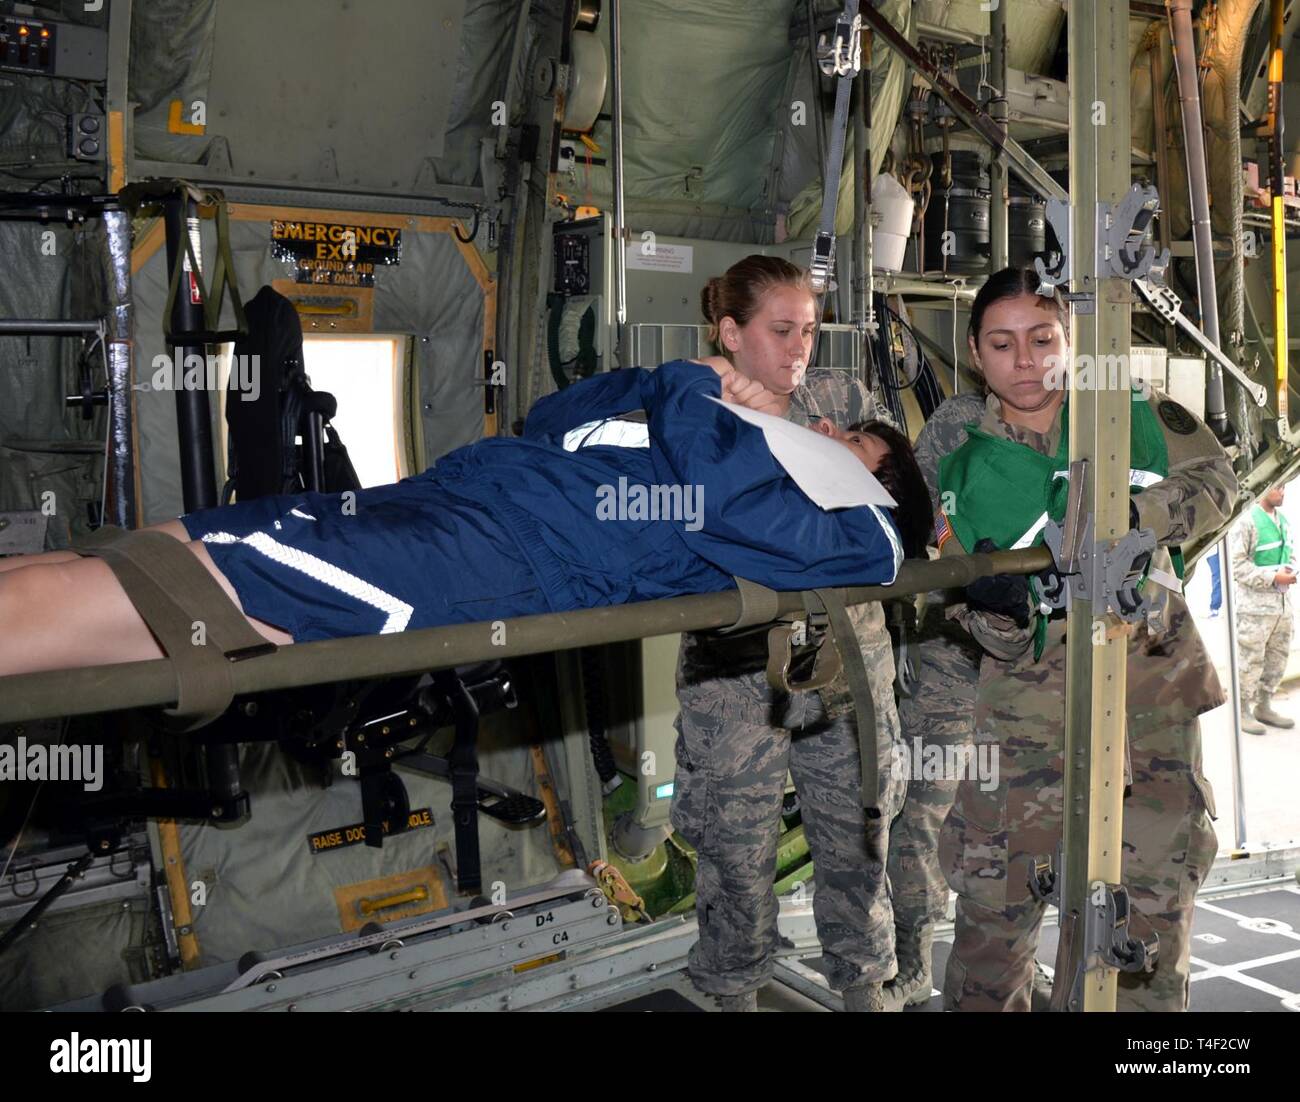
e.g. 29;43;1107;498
271;220;402;287
306;807;434;855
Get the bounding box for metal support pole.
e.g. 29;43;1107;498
851;65;872;378
0;320;102;335
161;191;239;805
1268;0;1290;431
805;0;830;203
860;31;876;340
988;0;1009;271
1148;30;1179;351
608;0;627;363
1219;538;1250;850
101;208;140;529
1168;0;1228;431
1059;0;1132;1014
161;192;218;513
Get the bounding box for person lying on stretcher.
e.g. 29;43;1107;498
0;359;930;676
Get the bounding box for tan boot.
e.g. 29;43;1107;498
1255;699;1295;729
879;924;934;1010
1241;710;1267;735
843;981;897;1012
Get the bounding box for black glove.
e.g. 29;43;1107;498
966;539;1033;629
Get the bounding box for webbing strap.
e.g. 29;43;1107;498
162;192;248;344
765;619;843;694
809;588;880;818
718;576;784;634
809;1;863;291
71;527;276;729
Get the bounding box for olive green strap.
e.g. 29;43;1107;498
809;588;880;818
718;576;783;634
765;620;843;693
161;191;248;344
71;527;276;729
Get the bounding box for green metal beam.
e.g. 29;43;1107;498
1059;0;1133;1014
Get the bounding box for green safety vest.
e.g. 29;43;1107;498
1252;505;1291;567
938;394;1175;657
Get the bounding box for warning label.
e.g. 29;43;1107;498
307;807;434;854
271;220;402;287
624;242;693;274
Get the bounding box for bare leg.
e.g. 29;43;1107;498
0;519;191;575
0;537;293;677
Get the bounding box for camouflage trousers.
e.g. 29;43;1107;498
940;713;1219;1011
1237;608;1294;706
671;669;905;995
887;622;981;932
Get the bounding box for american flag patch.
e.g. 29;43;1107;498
935;510;954;551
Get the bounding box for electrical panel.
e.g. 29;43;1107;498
0;16;108;80
554;219;601;296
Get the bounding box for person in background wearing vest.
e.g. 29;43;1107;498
1231;483;1296;734
670;256;930;1012
933;267;1233;1011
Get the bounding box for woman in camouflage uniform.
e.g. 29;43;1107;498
670;255;923;1012
936;267;1231;1011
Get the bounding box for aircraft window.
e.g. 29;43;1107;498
215;335;410;489
300;335;409;487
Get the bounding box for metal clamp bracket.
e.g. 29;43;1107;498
1099;183;1170;283
809;231;837;294
1036;184;1171;306
1030;845;1159;1013
1041;518;1156;623
1034;459;1155;622
1034;198;1071;291
817;12;863;78
1034;847;1170;1013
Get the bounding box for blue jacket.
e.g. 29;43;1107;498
512;359;902;601
184;360;902;642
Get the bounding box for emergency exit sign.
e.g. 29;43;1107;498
271;220;402;287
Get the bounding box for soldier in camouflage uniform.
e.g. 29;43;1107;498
1230;485;1296;734
881;391;985;1007
935;269;1229;1012
669;256;907;1012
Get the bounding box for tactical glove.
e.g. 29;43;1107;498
965;539;1033;629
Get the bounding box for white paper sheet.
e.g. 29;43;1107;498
708;397;899;510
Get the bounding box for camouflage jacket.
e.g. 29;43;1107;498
914;391;987;519
1231;506;1294;617
940;389;1233;725
912;392;987;636
679;368;895;720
